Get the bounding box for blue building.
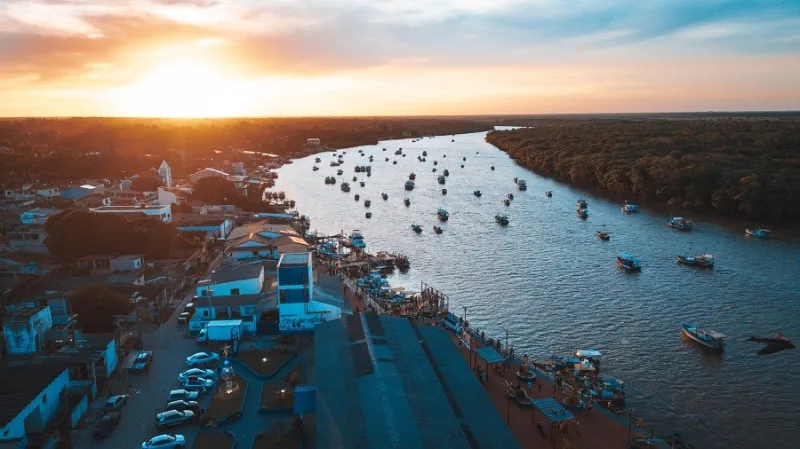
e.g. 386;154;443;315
314;313;520;448
277;253;340;333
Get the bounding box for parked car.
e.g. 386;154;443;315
141;434;186;449
166;389;199;403
164;400;202;415
103;395;129;411
93;411;121;439
155;410;195;429
177;312;190;324
178;368;214;383
181;376;215;393
185;352;219;367
130;351;153;373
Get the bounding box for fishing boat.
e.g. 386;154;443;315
433;226;443;234
395;149;402;155
422;151;428;156
504;199;510;206
364;199;371;207
577;209;588;219
495;214;509;226
411;224;422;234
745;227;771;238
546;191;552;197
330;161;339;167
404;198;411;207
508;193;514;200
365;212;372;219
324;176;337;185
432;168;437;173
382;193;388;200
409;172;416;180
517;180;527;191
576;349;602;367
616;252;641;272
443;169;449;177
438;175;446;184
491;166;495;171
359;181;365;187
349;230;367;249
354;194;360;201
437;208;449;221
315;157;321;163
355;166;362;172
433;160;438;166
312;166;319;171
667;216;693;231
596;231;610;241
352;176;357;182
385;157;389;162
677;253;714;268
441;189;447;195
473;190;482;197
460;165;464;168
576;198;588;209
463;157;467;161
367;172;371;177
682;323;725;350
393;161;398;165
621;202;640;213
340;182;350;192
405;180;415;191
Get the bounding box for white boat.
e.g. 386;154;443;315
621;203;639;213
745;227;771;238
682;323;725;350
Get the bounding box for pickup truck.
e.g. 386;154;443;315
93;411;121;439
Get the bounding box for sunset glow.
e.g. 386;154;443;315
1;0;799;117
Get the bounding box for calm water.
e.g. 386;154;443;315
274;128;800;449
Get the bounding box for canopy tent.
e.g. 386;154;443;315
475;347;505;364
533;398;574;423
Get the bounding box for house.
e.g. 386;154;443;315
278;253;340;333
188;294;267;334
271;234;310;256
19;208;62;226
189;168;229;184
157;187;189;206
174;214;232;240
227;221;298;241
60;184;104;201
196;261;265;297
3;305;53;355
89;204;172;223
158;160;173;188
3;184;59;201
224;234;274;260
4;228;48;254
75;254;144;273
0;250;56;277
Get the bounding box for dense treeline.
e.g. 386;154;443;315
191;177;280;213
44;210;200;261
486;119;800;222
0;117;491;185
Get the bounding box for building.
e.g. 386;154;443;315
4;228;48;254
278;253;340;333
224;234;274;260
3;184;61;201
174;214;233;240
157;187;189;206
196;261;265;297
0;250;56;277
158;160;173;188
189;168;229;184
188;294;266;334
227;221;298;241
60;184;104;201
89;204;172;223
314;313;520;449
75;254;144;273
3;305;53;355
271;235;310;256
19;208;62;226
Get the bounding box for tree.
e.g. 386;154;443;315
69;283;133;329
130;175;162;191
191;177;240;204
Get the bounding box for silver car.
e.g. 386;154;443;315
141;434;186;449
155;410;195;428
166;389;198;403
178;368;215;383
181;376;215;393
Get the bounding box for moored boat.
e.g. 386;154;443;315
577;209;588;219
315;157;321;163
422;151;427;156
395;149;402;155
621;202;640;213
438;175;446;184
677;253;714;268
359;181;365;187
365;212;372;219
504;199;510;206
616;252;641;272
405;180;415;190
473;190;482;197
495;214;509;226
340;182;350;192
437;208;449;221
433;225;443;234
382;193;388;200
404;198;411;207
352;176;357;182
508;193;514;200
354;194;360;201
330;161;339;167
364;199;371;207
682;323;725;350
441;189;447;195
443;169;449;177
411;224;422;234
596;231;610;240
745;227;771;238
667;216;693;231
546;191;552;197
312;166;319;171
433;160;438;165
409;172;416;180
491;166;495;171
349;230;366;249
393;161;397;165
517;180;527;191
576;198;588;209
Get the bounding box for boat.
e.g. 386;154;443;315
355;166;362;172
504;199;510;206
460;165;464;168
359;181;365;187
340;182;350;192
437;208;449;221
443;169;449;177
491;166;495;171
405;180;415;190
365;212;372;219
367;172;371;177
432;168;437;173
677;253;714;268
336;169;343;175
404;198;411;207
682;323;725;350
621;203;639;213
352;176;357;182
382;193;388;200
514;177;518;183
616;252;641;272
463;157;466;161
438;175;446;184
576;198;588;209
576;349;602;366
409;172;416;180
385;157;389;162
349;230;367;249
745;227;771;238
577;209;588;219
354;194;360;201
395;149;402;155
441;189;447;195
667;216;693;231
546;191;552;197
452;139;455;142
596;231;610;241
517;180;527;191
312;166;319;171
411;224;422;234
324;176;337;185
422;151;428;156
315;157;321;163
433;226;443;234
473;190;482;197
383;148;387;151
364;199;371;207
433;161;438;166
393;161;398;165
495;214;509;226
330;161;339;167
508;193;514;200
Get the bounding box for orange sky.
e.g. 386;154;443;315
1;0;799;117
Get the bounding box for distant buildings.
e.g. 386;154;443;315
3;184;61;201
89;204;172;223
224;233;310;261
189;168;229;184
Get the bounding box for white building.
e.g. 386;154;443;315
3;184;61;201
278;253;340;333
89;204;172;223
158;160;173;188
189;168;229;185
196;262;265;297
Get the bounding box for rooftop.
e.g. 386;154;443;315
278;253;311;267
0;360;70;427
315;313;519;449
272;235;310;247
192;294;262;308
200;262;264;285
92;205;168;211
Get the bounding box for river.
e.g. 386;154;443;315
273;127;800;449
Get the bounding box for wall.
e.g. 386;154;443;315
69;394;88;428
109;257;142;272
157;187;178;206
102;339;118;379
3;307;54;355
228;248;273;260
278;262;314;303
6;229;48;254
0;370;69;441
279;301;341;333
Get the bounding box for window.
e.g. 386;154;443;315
252;251;259;256
230;288;240;295
202;310;209;317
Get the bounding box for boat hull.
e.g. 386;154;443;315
676;255;713;268
682;325;724;350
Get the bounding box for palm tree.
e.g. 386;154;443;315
278;191;286;201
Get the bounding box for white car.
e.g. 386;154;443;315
166;389;199;403
181;376;215;393
178;368;215;383
155;410;195;428
142;434;186;449
185;352;219;367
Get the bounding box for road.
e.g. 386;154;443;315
73;256;222;449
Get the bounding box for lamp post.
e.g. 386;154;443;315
462;305;468;328
627;408;635;447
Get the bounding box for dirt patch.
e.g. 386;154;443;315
237;348;295;377
253;422;304;449
203;374;248;424
193;430;235;449
260;363;303;411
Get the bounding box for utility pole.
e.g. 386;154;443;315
627;408;635;446
462;305;468;327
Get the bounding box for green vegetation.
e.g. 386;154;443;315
44;210;200;261
129;175;162;191
486;119;800;222
191;177;278;213
68;283;133;328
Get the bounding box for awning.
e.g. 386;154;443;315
533;398;574;423
475;346;505;364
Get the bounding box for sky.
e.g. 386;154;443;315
0;0;799;117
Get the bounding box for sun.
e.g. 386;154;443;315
111;61;249;118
